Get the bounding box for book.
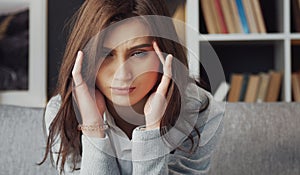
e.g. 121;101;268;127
199;3;209;34
214;81;230;102
172;2;185;43
265;71;282;102
251;0;267;33
214;0;228;33
200;0;218;34
292;72;300;102
220;0;236;33
235;0;250;33
256;73;270;103
209;0;221;33
228;74;244;102
291;40;300;45
244;74;261;102
228;0;243;33
242;0;258;33
239;74;249;101
292;0;300;32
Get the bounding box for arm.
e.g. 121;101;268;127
131;90;224;175
44;95;120;175
168;98;224;175
131;128;169;174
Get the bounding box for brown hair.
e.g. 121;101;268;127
39;0;207;173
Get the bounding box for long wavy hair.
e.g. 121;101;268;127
39;0;208;173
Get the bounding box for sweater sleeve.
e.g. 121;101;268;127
168;95;224;175
131;87;224;175
131;127;169;174
44;95;120;175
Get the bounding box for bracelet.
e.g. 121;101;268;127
77;124;109;131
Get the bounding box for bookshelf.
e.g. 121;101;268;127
185;0;300;102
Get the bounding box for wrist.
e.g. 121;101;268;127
78;123;108;138
145;123;160;130
82;130;106;138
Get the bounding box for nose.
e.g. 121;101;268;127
113;59;133;81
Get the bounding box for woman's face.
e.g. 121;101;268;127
96;20;160;106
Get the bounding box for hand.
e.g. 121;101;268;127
144;41;173;130
72;51;106;137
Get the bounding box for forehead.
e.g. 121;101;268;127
103;19;151;48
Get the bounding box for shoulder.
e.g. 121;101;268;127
184;82;210;111
168;84;224;173
44;94;62;133
182;82;225;149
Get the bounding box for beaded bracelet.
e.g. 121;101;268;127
77;124;109;131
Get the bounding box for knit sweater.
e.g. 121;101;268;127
44;83;224;175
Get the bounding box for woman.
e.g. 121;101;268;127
39;0;224;174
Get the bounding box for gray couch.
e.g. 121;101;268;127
0;102;299;175
209;102;300;175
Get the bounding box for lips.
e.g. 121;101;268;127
110;87;136;95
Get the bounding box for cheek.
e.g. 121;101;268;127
95;72;104;91
135;56;161;75
95;65;110;90
139;72;159;86
134;59;161;86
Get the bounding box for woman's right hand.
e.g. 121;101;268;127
72;51;106;138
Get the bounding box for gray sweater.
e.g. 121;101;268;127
44;83;224;175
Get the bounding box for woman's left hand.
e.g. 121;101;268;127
144;41;173;130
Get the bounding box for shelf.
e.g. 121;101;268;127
199;33;300;41
186;0;293;102
198;33;286;41
289;33;300;39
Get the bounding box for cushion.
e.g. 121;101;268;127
209;102;300;175
0;105;56;174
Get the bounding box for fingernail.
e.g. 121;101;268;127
153;41;157;47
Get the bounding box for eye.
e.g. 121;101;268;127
132;51;148;58
100;51;113;58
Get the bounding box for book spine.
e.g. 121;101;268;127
228;74;244;102
220;0;236;33
209;0;221;33
228;0;243;33
236;0;249;33
265;71;282;102
242;0;258;33
239;74;249;101
214;81;230;102
200;0;217;34
244;75;260;102
292;0;300;32
214;0;228;33
292;72;300;101
256;73;270;103
251;0;266;33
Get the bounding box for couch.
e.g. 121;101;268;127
0;102;299;175
209;102;300;175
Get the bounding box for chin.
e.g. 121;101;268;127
109;96;138;106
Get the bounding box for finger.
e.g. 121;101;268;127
157;54;173;95
163;54;173;77
144;92;167;126
95;89;106;116
72;51;84;86
153;41;165;65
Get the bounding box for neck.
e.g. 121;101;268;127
106;97;147;139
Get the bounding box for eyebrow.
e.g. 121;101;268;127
102;43;153;52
